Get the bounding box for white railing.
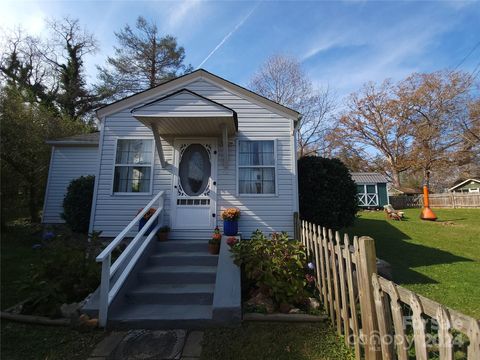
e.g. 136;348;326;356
96;190;165;327
358;193;378;206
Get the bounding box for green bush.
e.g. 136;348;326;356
21;232;100;317
62;175;95;233
298;156;358;229
230;230;308;306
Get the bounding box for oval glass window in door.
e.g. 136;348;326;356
178;144;211;196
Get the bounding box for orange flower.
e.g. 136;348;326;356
221;208;241;220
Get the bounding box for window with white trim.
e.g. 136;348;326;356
238;140;276;195
113;139;153;193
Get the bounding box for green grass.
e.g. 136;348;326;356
345;208;480;318
1;222;105;359
201;322;354;360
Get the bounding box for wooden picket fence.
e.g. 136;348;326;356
298;218;480;360
390;193;480;209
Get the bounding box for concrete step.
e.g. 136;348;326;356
149;252;218;266
108;304;213;329
156;240;208;253
138;265;217;284
125;283;215;305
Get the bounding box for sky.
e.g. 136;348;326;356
1;0;480;101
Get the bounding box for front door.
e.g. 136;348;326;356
172;140;217;229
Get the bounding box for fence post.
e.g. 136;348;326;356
357;236;381;360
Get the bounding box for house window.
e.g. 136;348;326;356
238;140;276;195
113;139;153;193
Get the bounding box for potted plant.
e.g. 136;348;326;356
137;207;157;235
221;208;240;236
209;227;221;254
157;226;171;241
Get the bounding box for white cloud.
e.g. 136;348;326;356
166;0;202;31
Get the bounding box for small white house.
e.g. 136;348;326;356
42;69;300;238
41;69;301;328
448;179;480;193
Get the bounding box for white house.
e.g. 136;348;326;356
42;69;301;328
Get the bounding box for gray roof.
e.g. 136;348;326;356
351;172;388;184
46;132;99;146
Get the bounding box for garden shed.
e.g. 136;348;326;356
351;172;389;208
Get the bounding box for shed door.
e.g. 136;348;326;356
172;140;216;229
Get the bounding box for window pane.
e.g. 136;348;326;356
114;166;151;193
178;144;211;196
116;139;152;164
357;185;365;194
239;167;275;194
239;140;274;166
366;185;376;193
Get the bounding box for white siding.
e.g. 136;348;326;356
91;78;297;238
42;146;98;223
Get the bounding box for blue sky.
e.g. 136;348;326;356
1;0;479;100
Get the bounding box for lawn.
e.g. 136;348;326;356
201;322;354;360
1;222;105;360
345;208;480;318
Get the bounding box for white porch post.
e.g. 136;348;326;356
151;123;166;168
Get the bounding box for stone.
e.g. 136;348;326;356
289;308;302;314
91;332;126;357
107;329;186;360
307;297;321;310
245;292;275;314
60;302;80;319
182;331;203;357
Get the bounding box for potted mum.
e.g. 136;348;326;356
209;227;221;254
137;207;157;235
157;226;171;241
221;208;240;236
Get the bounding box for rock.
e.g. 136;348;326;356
60;302;80;319
289;308;302;314
245;292;275;314
307;297;321;310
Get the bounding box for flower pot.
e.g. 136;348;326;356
139;217;158;235
223;220;238;236
208;243;220;255
157;232;169;241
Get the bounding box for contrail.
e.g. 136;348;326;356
197;3;259;69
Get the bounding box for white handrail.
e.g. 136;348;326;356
96;190;165;327
96;190;165;262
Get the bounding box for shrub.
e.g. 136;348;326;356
230;230;308;306
298;156;358;229
21;232;100;317
62;175;95;233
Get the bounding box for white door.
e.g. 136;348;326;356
172;140;217;230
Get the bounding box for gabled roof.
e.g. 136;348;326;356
351;172;388;184
46;132;99;146
96;69;301;121
448;178;480;191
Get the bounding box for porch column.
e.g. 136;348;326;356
151;123;167;168
222;123;228;168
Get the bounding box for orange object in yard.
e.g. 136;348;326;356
420;185;437;221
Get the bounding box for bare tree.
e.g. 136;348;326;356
249;54;336;157
336;80;413;187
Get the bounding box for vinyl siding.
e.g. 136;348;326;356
91;78;296;238
42;146;98;223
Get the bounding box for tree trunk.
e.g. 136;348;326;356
391;169;401;188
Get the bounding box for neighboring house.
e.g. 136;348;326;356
351;172;389;208
448;178;480;193
42;69;301;328
42;133;99;223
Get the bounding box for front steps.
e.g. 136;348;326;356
108;240;218;329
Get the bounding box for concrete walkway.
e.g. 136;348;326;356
88;329;203;360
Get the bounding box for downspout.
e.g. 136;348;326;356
88;117;105;235
292;115;302;213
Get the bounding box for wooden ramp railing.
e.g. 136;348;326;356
298;217;480;360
